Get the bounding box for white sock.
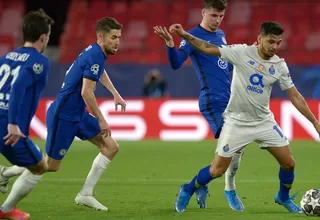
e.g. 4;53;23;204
1;170;42;213
3;166;26;178
225;151;242;191
80;153;111;196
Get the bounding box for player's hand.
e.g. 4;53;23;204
3;124;26;146
153;26;174;47
98;119;111;138
169;24;186;37
114;95;126;112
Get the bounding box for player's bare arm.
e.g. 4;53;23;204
153;26;174;47
82;78;111;137
169;23;221;56
100;70;126;112
286;86;320;133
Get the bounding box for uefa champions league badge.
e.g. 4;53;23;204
223;144;230;152
268;65;276;75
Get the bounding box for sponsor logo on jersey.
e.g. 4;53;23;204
247;73;264;94
217;58;228;69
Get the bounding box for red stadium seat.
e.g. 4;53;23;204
0;35;14;56
129;1;148;20
56;1;320;65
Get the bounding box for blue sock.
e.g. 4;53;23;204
184;165;214;194
278;167;294;201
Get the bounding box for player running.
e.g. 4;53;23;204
170;21;320;213
0;9;53;219
0;17;126;211
153;0;244;211
44;17;126;211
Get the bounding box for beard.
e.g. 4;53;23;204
104;46;117;55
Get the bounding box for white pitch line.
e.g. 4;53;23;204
38;178;320;184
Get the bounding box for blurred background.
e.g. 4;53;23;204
0;0;319;141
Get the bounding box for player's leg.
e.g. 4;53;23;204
200;105;244;211
175;118;250;212
0;138;47;219
0;165;26;194
74;111;119;211
266;146;302;213
258;121;302;213
45;105;78;172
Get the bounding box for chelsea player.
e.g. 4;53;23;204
44;17;126;211
154;0;244;212
0;9;53;219
0;17;126;212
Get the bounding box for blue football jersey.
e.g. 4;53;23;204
0;47;50;135
52;43;107;122
179;25;231;105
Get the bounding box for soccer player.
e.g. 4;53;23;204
169;21;320;213
0;17;125;211
0;9;53;219
45;17;125;211
153;0;244;211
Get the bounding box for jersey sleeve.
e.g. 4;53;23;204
219;44;247;65
277;61;294;91
8;57;50;124
83;51;105;82
167;45;189;70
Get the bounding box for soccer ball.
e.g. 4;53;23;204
300;189;320;216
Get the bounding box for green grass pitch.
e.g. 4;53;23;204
0;139;318;220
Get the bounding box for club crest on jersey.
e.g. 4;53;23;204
218;58;228;69
90;64;100;75
33;63;43;74
269;65;275;75
59;149;67;156
223;144;230;152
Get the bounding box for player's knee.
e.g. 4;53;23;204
47;163;60;172
46;158;61;172
29;159;48;175
102;142;119;155
209;165;227;178
281;157;295;171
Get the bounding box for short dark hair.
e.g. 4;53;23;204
23;9;54;43
260;21;284;36
96;17;122;34
203;0;227;11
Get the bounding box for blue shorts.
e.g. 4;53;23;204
0;117;43;167
199;102;227;139
45;107;100;160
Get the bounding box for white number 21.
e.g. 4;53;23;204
0;64;20;91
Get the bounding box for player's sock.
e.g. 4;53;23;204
184;165;214;194
225;152;242;191
278;167;294;201
80;153;111;196
2;166;26;178
1;170;42;213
